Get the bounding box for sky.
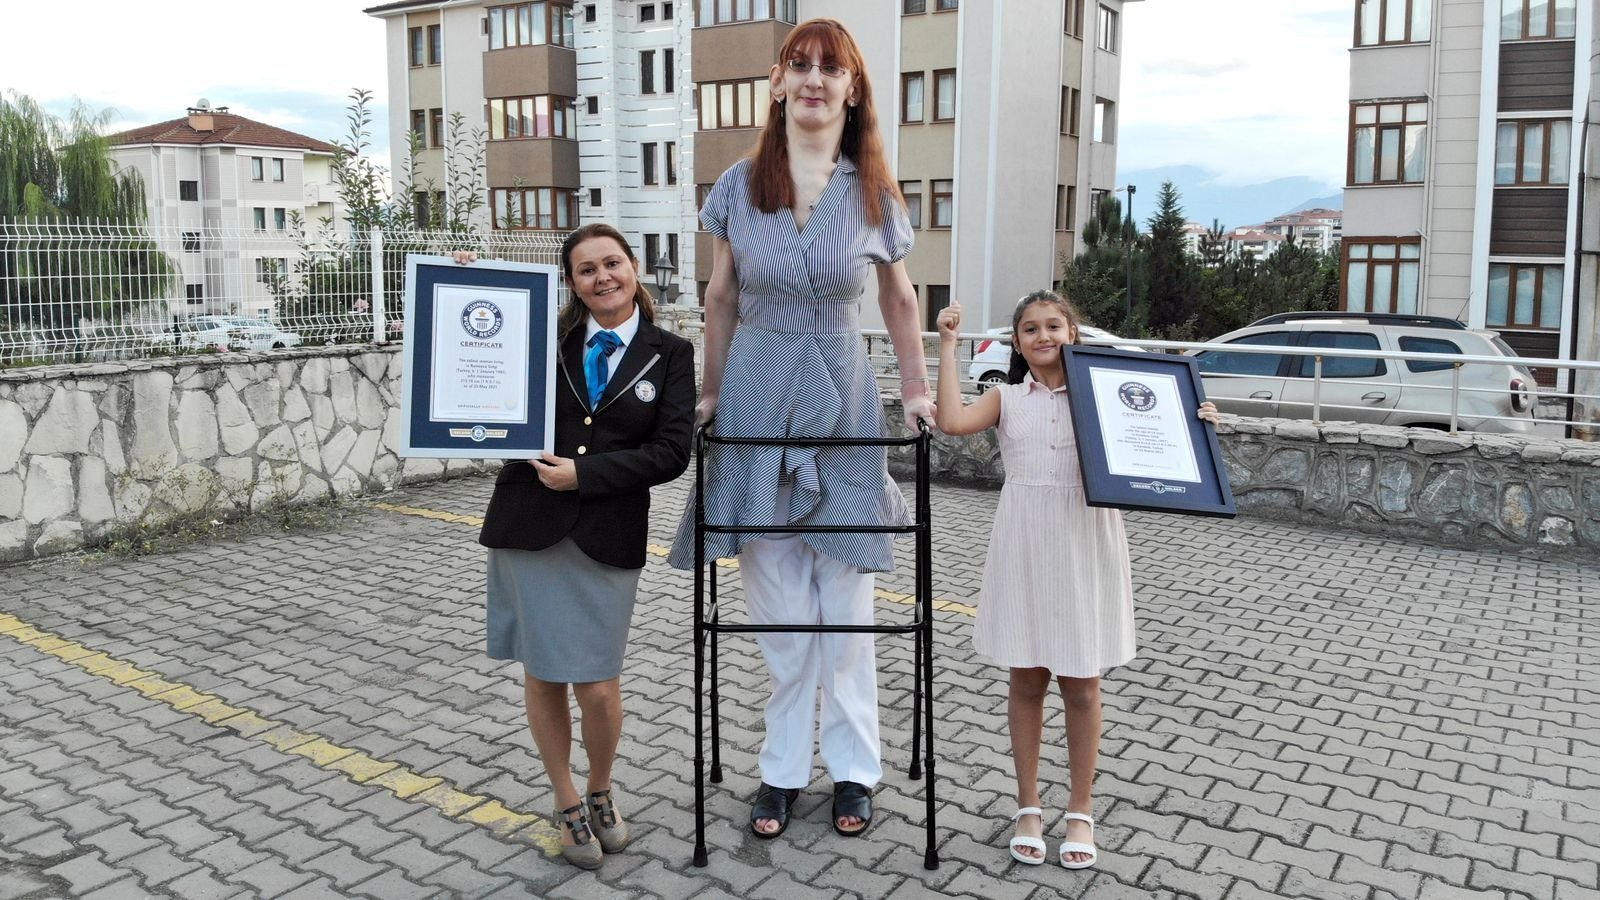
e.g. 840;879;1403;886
1120;0;1352;190
1;0;1351;194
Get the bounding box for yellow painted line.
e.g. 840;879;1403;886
375;502;979;617
0;612;562;857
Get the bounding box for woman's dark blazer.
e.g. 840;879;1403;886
478;316;695;569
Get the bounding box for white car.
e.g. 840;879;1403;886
176;315;303;352
966;325;1144;387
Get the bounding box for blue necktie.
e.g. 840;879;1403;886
585;330;623;410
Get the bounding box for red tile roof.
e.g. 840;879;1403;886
110;112;339;154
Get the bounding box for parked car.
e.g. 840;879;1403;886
298;313;373;346
967;325;1144;388
175;315;302;352
1188;312;1536;432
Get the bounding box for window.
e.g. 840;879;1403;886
250;157;264;181
698;0;797;25
1501;0;1576;40
644;142;659;186
1196;332;1295;377
252;208;266;230
668;233;679;267
931;179;953;228
1064;184;1077;230
487;95;572;139
1399;336;1462;373
1349;100;1427;185
645;233;660;269
1295;332;1385;379
255;257;288;281
1061;87;1079;135
664;49;675;94
586;96;599;114
589;187;602;207
666;141;678;185
641;50;656;94
414;190;444;226
584;4;595;23
1345;241;1421;313
410;110;427;143
185;284;204;304
933;69;956;122
1097;4;1118;52
900;180;922;228
408;26;425;66
663;2;674;18
428;24;442;64
1355;0;1431;46
935;0;957;9
487;2;574;50
1488;262;1563;329
1065;0;1085;35
926;286;951;331
640;4;656;21
273;208;286;231
903;0;925;12
491;187;579;229
179;180;198;201
902;73;925;123
697;183;714;210
182;232;201;252
697;77;772;130
1093;98;1115;143
1495;119;1571;186
429;109;444;148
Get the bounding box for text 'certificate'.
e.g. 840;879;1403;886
1087;369;1200;484
430;284;530;423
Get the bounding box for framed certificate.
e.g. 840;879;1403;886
398;255;560;458
1061;345;1235;517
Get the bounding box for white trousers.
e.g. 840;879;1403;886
741;535;883;790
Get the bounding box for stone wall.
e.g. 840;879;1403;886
884;400;1600;552
0;346;492;562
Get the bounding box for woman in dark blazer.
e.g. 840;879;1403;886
464;223;694;869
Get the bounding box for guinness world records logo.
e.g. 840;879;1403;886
461;300;504;339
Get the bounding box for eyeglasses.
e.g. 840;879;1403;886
784;58;850;78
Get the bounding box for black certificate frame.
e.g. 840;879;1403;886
1061;345;1236;518
398;254;559;458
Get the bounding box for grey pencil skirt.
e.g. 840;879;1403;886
485;539;643;683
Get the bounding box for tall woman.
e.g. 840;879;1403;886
471;225;695;869
667;18;934;840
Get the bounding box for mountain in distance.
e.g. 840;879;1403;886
1117;165;1343;230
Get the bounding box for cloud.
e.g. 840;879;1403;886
1122;0;1351;185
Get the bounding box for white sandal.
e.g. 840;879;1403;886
1008;806;1047;865
1058;811;1097;869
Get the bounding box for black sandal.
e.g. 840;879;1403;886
749;782;800;840
832;781;873;837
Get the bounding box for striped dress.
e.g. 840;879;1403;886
973;377;1136;678
668;156;915;573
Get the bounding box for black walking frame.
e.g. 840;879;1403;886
690;421;940;870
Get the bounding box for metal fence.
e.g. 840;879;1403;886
897;329;1600;440
0;219;565;367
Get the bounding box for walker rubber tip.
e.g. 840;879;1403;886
710;766;723;783
693;846;708;867
923;850;940;870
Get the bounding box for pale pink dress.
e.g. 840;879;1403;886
972;376;1136;678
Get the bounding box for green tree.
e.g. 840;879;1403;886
1144;180;1199;337
0;92;176;363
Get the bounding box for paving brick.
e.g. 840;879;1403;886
41;852;125;893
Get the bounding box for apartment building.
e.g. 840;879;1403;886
367;0;698;298
108;105;343;318
692;0;1140;330
1342;0;1597;388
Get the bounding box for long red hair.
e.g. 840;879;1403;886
748;18;903;227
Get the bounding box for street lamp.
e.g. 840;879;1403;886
1116;184;1136;319
652;251;676;302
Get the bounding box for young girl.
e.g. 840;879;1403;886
934;291;1218;869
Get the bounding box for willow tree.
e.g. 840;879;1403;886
0;91;175;361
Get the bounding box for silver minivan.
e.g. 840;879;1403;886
1190;313;1537;433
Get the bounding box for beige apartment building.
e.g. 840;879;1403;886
691;0;1138;330
1343;0;1598;391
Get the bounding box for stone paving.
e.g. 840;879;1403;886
0;470;1596;900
